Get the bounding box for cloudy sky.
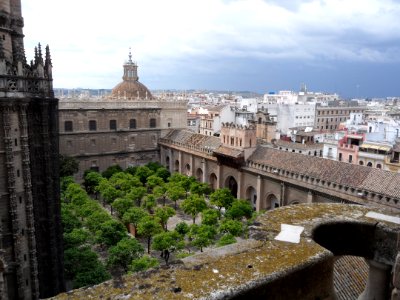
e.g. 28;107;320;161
21;0;400;97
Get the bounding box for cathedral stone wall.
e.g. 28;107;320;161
59;99;187;178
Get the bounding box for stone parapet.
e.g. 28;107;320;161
51;203;399;299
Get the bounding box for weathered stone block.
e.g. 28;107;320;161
394;254;400;288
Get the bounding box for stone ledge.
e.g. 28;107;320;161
50;203;400;300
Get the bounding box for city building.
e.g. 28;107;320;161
315;102;368;131
58;52;187;178
0;0;64;298
198;104;234;137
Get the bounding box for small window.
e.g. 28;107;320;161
150;118;156;128
168;122;171;128
129;119;136;129
110;120;117;130
64;121;73;132
89;120;97;131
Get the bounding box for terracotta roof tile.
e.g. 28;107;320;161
334;256;368;300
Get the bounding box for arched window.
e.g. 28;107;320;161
376;163;382;169
367;162;373;167
129;119;136;129
359;161;364;165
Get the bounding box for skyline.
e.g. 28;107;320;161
21;0;400;98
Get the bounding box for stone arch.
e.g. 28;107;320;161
289;200;300;205
196;168;203;182
174;160;179;172
185;163;191;176
224;175;238;198
209;173;217;190
245;186;257;209
165;156;170;170
266;193;280;210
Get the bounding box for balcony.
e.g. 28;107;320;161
52;204;399;300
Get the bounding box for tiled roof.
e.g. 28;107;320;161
275;140;323;150
213;146;243;158
248;147;400;199
333;255;368;300
162;129;221;149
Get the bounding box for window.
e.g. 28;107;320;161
349;155;353;163
64;121;73;132
89;120;97;131
130;119;137;129
376;164;382;169
339;153;342;161
168;122;171;128
110;120;117;130
150;118;156;128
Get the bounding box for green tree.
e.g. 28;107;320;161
191;225;216;252
64;228;91;248
59;155;79;177
137;216;163;254
101;165;123;179
153;185;168;206
122;207;148;237
130;255;159;272
109;172;142;193
217;233;237;247
61;204;81;233
142;194;156;213
146;161;163;172
190;182;211;196
166;184;186;209
112;197;134;218
181;194;207;224
225;200;253;220
146;175;164;191
135;166;154;184
85;210;111;232
155;167;170;182
96;219;126;246
152;231;184;265
96;178;121;210
219;219;243;236
107;238;144;272
64;246;110;289
201;208;220;226
174;222;190;236
83;171;103;195
210;188;235;212
60;176;75;195
126;186;147;206
155;206;176;231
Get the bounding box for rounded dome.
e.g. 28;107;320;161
111;80;153;100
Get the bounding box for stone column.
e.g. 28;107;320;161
217;163;222;189
358;260;391;300
237;170;243;199
178;151;182;173
280;182;285;207
307;191;314;203
202;158;207;183
168;149;173;172
256;175;262;212
190;155;194;177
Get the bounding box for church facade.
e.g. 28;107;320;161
0;0;64;299
59;52;187;178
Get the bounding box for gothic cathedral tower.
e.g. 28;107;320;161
0;0;64;299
